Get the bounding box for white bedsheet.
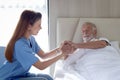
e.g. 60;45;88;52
54;46;120;80
54;60;87;80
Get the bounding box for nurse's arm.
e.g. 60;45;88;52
37;48;60;59
33;53;64;70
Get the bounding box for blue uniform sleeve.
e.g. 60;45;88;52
14;41;39;70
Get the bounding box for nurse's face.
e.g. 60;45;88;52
29;19;42;35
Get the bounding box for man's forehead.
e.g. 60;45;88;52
82;24;92;29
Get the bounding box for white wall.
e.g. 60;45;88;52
49;0;120;50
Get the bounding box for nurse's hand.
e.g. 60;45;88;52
60;41;73;55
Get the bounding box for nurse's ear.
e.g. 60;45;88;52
27;24;32;31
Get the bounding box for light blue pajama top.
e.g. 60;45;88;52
0;36;40;80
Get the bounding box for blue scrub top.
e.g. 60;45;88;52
0;36;40;79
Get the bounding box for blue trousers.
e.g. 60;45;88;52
7;73;53;80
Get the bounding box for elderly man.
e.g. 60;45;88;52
68;22;110;50
63;22;110;59
62;22;120;80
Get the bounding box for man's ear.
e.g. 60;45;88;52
93;30;97;37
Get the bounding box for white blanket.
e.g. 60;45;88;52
54;60;87;80
62;46;120;80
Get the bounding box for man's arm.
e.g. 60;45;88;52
73;40;109;49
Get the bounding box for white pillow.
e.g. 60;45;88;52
110;41;120;53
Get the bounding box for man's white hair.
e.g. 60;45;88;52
83;22;97;31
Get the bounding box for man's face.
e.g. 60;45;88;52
81;24;95;42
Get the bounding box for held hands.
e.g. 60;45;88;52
59;40;76;55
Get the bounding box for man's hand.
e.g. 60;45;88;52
60;41;76;55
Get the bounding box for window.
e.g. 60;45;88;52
0;0;49;74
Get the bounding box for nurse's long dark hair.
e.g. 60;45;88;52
5;10;42;62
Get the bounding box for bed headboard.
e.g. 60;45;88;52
56;18;120;47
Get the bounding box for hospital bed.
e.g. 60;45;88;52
54;18;120;80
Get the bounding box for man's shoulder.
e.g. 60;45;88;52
98;37;110;42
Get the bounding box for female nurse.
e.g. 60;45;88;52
0;10;71;80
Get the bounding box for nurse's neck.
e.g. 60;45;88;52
23;32;31;40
